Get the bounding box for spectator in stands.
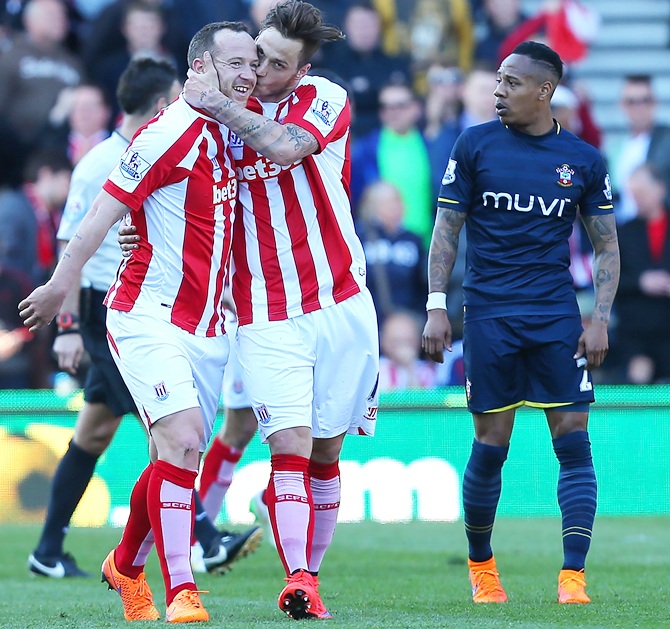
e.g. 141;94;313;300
0;118;25;189
390;0;474;93
423;64;464;140
0;150;71;284
320;2;411;138
82;0;187;81
609;74;670;225
356;181;427;326
40;84;112;165
0;0;84;156
379;310;437;390
614;163;670;384
426;62;497;196
249;0;281;34
551;81;601;149
1;0;88;55
89;2;177;120
0;257;35;389
351;82;433;246
473;0;527;65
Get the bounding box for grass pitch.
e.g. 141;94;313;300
1;518;668;628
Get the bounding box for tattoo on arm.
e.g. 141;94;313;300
427;208;466;292
582;213;620;323
284;124;319;154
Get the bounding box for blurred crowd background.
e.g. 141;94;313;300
2;0;670;393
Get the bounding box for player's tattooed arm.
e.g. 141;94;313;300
427;207;466;293
192;85;319;165
582;213;620;324
210;98;319;164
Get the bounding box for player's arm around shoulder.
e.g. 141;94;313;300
422;207;467;363
183;51;318;166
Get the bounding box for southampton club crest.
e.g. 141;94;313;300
556;164;575;187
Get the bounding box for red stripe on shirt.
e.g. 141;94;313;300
103;194;151;311
171;135;217;334
302;154;360;302
279;172;320;312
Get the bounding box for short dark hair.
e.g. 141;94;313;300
511;41;563;84
624;74;652;85
24;149;71;183
187;21;249;69
123;0;164;23
116;57;178;115
261;0;345;68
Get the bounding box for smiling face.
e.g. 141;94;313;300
208;29;259;106
494;53;554;133
253;27;310;103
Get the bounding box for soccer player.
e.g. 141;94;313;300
185;1;380;620
27;57;180;580
20;22;260;623
28;58;259;583
422;41;620;605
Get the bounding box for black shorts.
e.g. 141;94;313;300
463;314;594;414
80;288;137;418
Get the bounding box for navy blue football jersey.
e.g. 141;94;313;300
437;120;614;321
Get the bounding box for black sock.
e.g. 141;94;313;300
193;492;219;552
34;440;99;557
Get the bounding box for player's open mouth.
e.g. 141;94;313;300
233;85;251;94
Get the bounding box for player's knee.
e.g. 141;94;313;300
73;417;121;455
74;431;114;456
220;407;257;448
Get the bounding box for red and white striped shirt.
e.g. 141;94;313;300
103;96;237;337
230;76;367;325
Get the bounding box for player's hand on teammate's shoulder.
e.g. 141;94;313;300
422;310;452;364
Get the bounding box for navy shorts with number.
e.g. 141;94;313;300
462;314;594;414
79;288;137;418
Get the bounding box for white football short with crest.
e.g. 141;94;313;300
106;305;229;451
236;289;380;443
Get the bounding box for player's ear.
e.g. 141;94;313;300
192;57;205;73
539;80;553;101
295;63;311;81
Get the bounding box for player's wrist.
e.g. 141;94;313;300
426;292;447;311
55;328;81;337
56;312;80;333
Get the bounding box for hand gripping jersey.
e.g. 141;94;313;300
103;96;237;337
230;76;368;325
437;120;614;321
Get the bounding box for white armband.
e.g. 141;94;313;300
426;292;447;311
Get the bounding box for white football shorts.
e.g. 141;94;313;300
221;311;251;410
236;289;380;442
106;306;229;451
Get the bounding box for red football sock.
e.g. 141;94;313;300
115;462;154;579
199;437;242;521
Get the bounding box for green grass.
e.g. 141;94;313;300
1;519;668;628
